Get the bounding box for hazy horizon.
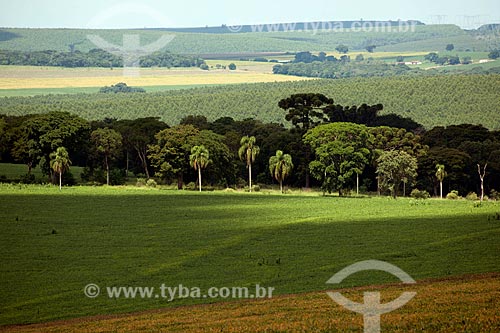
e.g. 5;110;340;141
0;0;499;30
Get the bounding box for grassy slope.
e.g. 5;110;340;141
0;185;499;325
3;273;499;332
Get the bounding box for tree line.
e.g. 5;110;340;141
0;49;205;68
1;94;498;198
273;51;500;79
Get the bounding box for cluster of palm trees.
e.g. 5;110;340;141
50;136;294;192
192;136;293;193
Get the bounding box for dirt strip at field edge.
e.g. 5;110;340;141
2;272;499;332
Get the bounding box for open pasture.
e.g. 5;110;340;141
0;185;499;326
0;65;304;91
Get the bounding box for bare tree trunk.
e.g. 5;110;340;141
105;155;109;186
305;148;310;189
137;149;150;179
356;173;359;196
59;171;62;190
440;181;443;199
198;167;202;192
280;180;283;194
177;173;183;190
125;151;129;178
249;164;252;192
478;163;487;202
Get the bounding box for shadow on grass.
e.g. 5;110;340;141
0;192;499;325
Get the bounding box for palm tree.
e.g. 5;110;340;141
269;150;293;193
435;164;446;199
238;136;260;192
50;147;71;190
189;145;210;192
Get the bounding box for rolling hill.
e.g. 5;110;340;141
0;24;497;55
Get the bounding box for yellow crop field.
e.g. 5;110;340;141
0;66;309;90
4;273;499;332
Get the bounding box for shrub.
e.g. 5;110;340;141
228;63;237;70
251;185;260;192
411;189;430;199
490;189;498;201
19;173;36;184
62;171;76;186
466;192;478;201
109;169;126;185
184;182;196;191
146;179;157;188
446;190;460;200
136;178;147;187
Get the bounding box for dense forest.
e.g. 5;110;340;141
0;49;205;68
0;75;499;130
1;98;498;198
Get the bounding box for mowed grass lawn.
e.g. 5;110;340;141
0;185;499;326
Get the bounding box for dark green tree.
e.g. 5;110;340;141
369;126;427;194
278;93;334;188
50;146;71;190
269;150;293;193
91;128;123;185
304;122;372;195
11;112;89;179
238;136;260;191
148;125;199;189
335;44;349;54
377;150;418;198
365;45;376;53
435;164;446;199
189;145;210;192
115;117;168;178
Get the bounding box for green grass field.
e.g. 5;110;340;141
0;163;83;183
0;84;227;97
0;184;499;326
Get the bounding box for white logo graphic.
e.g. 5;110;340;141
326;260;416;333
226;25;243;33
86;3;175;77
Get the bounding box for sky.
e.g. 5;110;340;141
0;0;499;29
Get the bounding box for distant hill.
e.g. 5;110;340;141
0;24;498;55
146;20;425;34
